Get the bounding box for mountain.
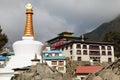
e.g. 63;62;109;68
84;16;120;41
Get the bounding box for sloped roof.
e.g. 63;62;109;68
44;56;66;60
0;56;7;61
58;31;74;35
42;50;62;54
76;66;102;74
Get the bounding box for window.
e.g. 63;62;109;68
83;45;87;49
81;77;85;80
58;67;64;71
51;61;57;65
102;51;106;55
89;51;100;55
66;46;68;50
62;48;64;51
77;50;81;55
55;54;59;56
108;46;111;50
58;61;64;66
83;50;87;55
101;46;105;50
70;51;72;55
77;57;81;61
108;58;112;62
89;45;99;50
70;45;72;49
48;54;52;56
76;44;81;48
108;51;112;55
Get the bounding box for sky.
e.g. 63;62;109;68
1;0;120;45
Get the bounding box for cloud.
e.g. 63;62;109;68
39;0;120;34
0;0;120;45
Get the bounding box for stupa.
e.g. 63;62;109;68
6;2;43;69
0;2;43;80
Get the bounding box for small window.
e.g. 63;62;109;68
58;67;64;71
77;57;81;61
51;61;57;65
77;50;81;55
101;46;105;50
83;45;87;49
58;61;64;66
89;45;99;50
102;51;106;55
83;50;87;55
108;58;112;62
89;51;100;55
70;45;72;49
81;77;85;80
55;54;59;56
76;44;81;48
108;46;111;50
62;48;64;51
108;51;112;55
70;51;72;55
48;54;52;56
66;46;68;50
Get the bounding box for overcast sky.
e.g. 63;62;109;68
1;0;120;45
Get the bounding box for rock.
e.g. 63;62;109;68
92;76;102;80
85;59;120;80
11;63;65;80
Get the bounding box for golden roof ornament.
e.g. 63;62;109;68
26;2;32;9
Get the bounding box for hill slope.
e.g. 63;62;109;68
86;59;120;80
84;16;120;41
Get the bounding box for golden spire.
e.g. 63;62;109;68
24;2;34;36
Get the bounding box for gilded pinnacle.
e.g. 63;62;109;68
24;2;34;36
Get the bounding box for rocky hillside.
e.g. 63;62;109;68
84;16;120;41
11;63;72;80
85;59;120;80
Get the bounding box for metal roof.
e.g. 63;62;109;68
44;56;66;60
76;66;102;74
42;50;62;54
0;56;7;61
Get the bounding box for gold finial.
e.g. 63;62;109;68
26;2;32;9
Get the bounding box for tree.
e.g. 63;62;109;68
0;26;8;50
103;31;120;57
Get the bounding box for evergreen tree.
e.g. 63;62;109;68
103;31;120;57
0;26;8;50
